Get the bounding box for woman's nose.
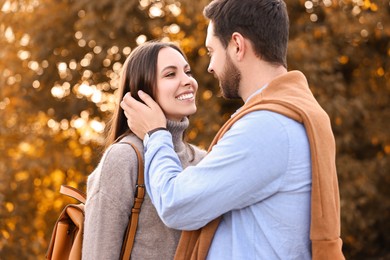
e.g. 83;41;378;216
182;73;192;86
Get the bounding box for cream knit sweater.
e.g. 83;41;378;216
83;117;206;260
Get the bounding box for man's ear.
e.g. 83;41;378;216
231;32;246;61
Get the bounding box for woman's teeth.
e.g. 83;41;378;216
176;93;194;100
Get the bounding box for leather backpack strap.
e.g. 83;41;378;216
60;185;87;204
120;142;145;260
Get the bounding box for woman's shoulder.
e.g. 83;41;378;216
189;143;206;154
87;134;143;200
116;134;144;157
106;135;143;161
101;135;143;177
188;143;207;164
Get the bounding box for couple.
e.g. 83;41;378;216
83;0;345;259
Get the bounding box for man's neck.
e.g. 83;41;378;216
239;62;287;102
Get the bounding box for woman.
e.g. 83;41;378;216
82;41;206;259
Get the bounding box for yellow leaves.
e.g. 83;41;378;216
362;0;378;12
187;128;199;141
349;0;378;12
37;230;45;239
40;169;66;188
335;116;343;126
10;182;17;191
15;171;29;182
371;136;379;145
37;195;63;213
180;36;194;51
82;146;92;163
42;175;52;187
67;181;79;188
376;67;384;77
212;122;221;132
313;27;328;39
18;141;33;154
1;230;10;240
53;198;64;211
50;169;65;187
6;220;15;231
34;178;42;187
198;47;207;57
7;147;22;160
369;3;378;12
38;195;51;211
6;138;45;161
202;90;213;101
363;0;371;9
69;140;83;157
338;55;349;65
5;202;14;213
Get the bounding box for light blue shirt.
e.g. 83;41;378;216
143;94;312;259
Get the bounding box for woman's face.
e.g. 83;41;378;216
155;47;198;121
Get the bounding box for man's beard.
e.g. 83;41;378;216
218;52;241;99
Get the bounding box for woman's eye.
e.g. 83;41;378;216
165;72;175;77
185;70;192;76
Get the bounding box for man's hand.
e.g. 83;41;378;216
120;91;167;139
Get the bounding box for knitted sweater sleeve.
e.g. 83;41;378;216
82;143;139;260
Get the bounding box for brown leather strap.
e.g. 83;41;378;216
60;185;87;204
120;142;145;260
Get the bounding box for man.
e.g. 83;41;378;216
121;0;344;259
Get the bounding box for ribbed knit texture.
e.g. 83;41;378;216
83;117;206;260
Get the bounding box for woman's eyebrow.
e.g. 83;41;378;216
161;64;190;73
161;65;177;73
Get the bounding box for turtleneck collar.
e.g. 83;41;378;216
166;117;189;153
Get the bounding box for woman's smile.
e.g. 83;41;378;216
176;91;195;101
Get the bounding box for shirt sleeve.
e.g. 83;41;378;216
144;111;290;230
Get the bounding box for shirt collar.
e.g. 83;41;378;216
232;83;269;117
245;83;269;103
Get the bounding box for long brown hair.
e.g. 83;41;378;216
105;41;187;149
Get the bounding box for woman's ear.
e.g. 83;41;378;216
231;32;245;61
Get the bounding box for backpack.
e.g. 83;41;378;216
46;142;144;260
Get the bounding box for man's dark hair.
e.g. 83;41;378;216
204;0;289;68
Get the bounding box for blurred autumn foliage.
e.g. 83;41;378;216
0;0;389;259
